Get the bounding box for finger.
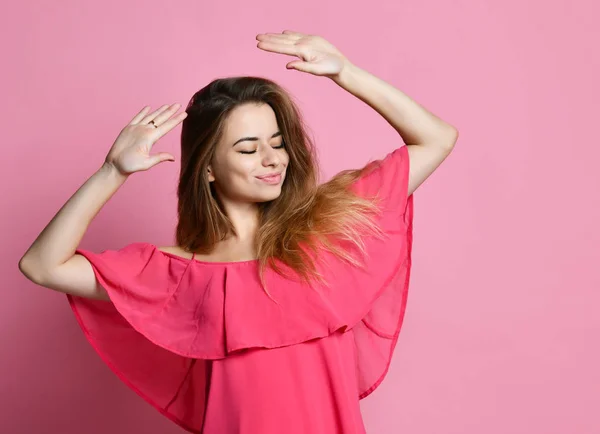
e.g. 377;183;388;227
154;111;188;136
140;104;171;125
287;61;319;74
151;103;182;126
257;33;299;43
145;152;176;169
129;106;151;125
257;41;300;57
282;30;305;37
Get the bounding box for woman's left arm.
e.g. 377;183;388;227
331;63;458;196
332;63;458;147
257;30;459;196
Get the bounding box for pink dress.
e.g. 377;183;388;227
67;145;414;433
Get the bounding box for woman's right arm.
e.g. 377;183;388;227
18;103;187;300
18;163;128;300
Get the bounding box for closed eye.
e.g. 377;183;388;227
239;144;285;155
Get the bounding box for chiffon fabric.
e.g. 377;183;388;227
67;145;414;433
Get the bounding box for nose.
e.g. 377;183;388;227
259;143;283;166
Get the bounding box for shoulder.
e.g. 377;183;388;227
157;245;194;260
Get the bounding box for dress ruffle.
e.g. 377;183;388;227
67;145;413;432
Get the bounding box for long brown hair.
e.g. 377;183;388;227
176;76;388;302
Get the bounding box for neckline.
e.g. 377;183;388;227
149;243;259;266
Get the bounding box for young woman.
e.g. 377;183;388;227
19;31;458;433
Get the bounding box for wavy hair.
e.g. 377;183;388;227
176;76;388;302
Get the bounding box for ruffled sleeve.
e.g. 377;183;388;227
346;144;414;398
353;144;412;224
67;242;208;433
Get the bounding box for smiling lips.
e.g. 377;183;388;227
255;172;282;179
255;173;282;184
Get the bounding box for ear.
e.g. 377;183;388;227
207;165;215;182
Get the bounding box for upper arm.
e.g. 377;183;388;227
406;134;457;197
20;254;110;301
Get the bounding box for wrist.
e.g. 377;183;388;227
99;161;129;184
331;61;359;87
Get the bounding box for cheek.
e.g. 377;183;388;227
228;161;258;185
217;153;251;176
239;158;257;172
230;164;256;182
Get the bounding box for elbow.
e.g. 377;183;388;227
18;255;45;285
440;126;459;149
18;255;35;281
445;124;459;140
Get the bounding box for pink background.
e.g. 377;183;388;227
2;0;599;433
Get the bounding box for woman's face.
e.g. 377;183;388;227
207;103;289;204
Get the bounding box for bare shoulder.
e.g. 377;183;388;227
157;245;181;254
157;245;194;260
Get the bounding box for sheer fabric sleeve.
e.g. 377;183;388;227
67;242;207;433
348;145;414;398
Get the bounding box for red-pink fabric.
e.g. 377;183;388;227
67;145;414;433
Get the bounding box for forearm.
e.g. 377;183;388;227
19;162;128;279
332;63;457;146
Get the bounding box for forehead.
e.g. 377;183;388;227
224;103;278;136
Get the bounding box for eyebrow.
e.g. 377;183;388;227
232;131;282;147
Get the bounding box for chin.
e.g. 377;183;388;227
253;191;282;202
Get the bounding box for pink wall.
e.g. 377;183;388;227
3;0;599;433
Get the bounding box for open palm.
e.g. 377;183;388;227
256;31;351;77
105;104;187;176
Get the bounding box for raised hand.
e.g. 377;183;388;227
256;31;352;78
104;104;187;176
